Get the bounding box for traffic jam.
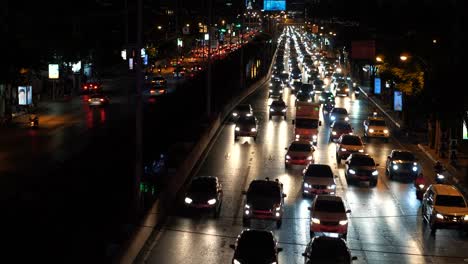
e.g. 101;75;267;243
145;26;468;264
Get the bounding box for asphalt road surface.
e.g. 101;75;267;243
140;81;468;264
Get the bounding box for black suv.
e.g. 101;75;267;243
345;153;379;187
302;236;357;264
183;176;223;217
230;229;282;264
234;116;258;142
269;100;287;120
242;178;287;228
386;149;419;181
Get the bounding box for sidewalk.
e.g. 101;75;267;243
357;84;468;197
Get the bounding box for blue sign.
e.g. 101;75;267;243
143;54;148;65
394;91;403;111
264;0;286;11
374;77;381;94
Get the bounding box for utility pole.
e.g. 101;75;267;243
206;0;212;116
134;0;143;214
239;5;245;92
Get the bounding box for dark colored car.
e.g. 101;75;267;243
232;104;253;118
151;76;167;87
173;65;186;77
290;68;302;82
230;229;282;264
329;107;350;123
184;176;223;217
234;116;258;141
345;153;379;187
386;150;419;181
299;83;314;95
290;80;303;94
269;100;287;120
313;79;324;93
302;236;357;264
336;82;350;96
269;84;284;98
330;121;354;142
242;178;287;228
295;92;313;103
87;93;109;106
82;81;102;94
319;91;335;104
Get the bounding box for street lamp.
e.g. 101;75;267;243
157;25;162;30
376;56;383;62
400;55;408;61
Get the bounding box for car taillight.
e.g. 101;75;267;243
88;99;91;102
159;89;165;94
84;86;88;89
94;85;98;89
100;98;104;102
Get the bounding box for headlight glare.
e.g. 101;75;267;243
393;164;399;170
339;220;348;225
311;217;320;224
349;169;356;174
207;199;216;205
372;170;378;176
184;197;192;204
436;213;444;219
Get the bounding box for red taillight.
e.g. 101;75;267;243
84;86;88;89
159;89;165;93
100;98;104;102
88;99;91;102
94;85;98;89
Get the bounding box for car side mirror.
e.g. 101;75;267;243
352;256;358;261
283;194;287;198
242;191;247;195
229;244;236;250
346;209;351;213
277;247;283;252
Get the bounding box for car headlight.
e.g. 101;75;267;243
184;197;192;204
270;108;274;112
393;164;399;170
330;116;336;120
437;174;445;179
412;166;418;172
311;217;320;224
358;149;364;153
349;169;356;174
269;89;273;92
286;155;291;159
327;184;336;190
307;156;313;160
251;128;257;132
464;215;468;221
280;90;283;93
269;83;273;86
418;184;425;189
275;206;281;211
244;204;250;209
207;199;216;205
384;129;389;134
246;113;252;117
295;134;300;139
235;127;240;131
339;220;348;225
232;112;238;116
372;170;378;176
312;135;318;140
307;99;312;102
436;213;444;219
282;109;286;112
369;128;374;133
341;148;347;151
304;182;310;188
345;117;349;121
233;259;241;264
332;131;337;135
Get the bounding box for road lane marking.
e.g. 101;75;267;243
231;166;251;226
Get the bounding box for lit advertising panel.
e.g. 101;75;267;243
374;77;381;94
264;0;286;11
18;86;32;105
463;119;467;140
48;64;59;79
394;91;403;111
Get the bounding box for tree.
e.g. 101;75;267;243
378;62;424;96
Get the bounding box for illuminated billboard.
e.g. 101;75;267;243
394;91;403;111
264;0;285;11
374;77;381;94
18;86;32;105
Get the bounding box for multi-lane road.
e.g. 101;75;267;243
139;45;468;264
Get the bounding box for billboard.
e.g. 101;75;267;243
463;119;468;140
48;64;59;79
394;91;403;111
374;77;381;94
351;40;375;60
18;86;32;105
264;0;286;11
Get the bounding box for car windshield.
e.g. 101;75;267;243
236;232;275;261
307;241;349;263
248;181;281;198
393;151;415;160
315;199;345;212
296;119;319;129
332;108;348;115
271;101;285;107
322;92;333;98
189;179;216;194
296;93;310;100
236;105;251;112
305;165;333;178
341;136;362;145
435;195;466;207
350;156;375;166
236;118;256;127
289;143;312;152
333;122;351;130
369;120;387;126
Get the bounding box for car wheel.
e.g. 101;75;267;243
276;220;282;229
242;218;250;227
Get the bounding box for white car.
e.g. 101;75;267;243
302;164;337;197
363;117;390;142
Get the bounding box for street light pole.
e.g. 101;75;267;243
206;0;212;116
134;0;143;214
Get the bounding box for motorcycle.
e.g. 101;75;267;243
29;115;39;129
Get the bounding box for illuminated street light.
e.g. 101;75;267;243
376;56;383;62
222;20;225;25
433;39;437;44
400;55;408;61
320;26;324;29
186;24;190;27
157;25;162;30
